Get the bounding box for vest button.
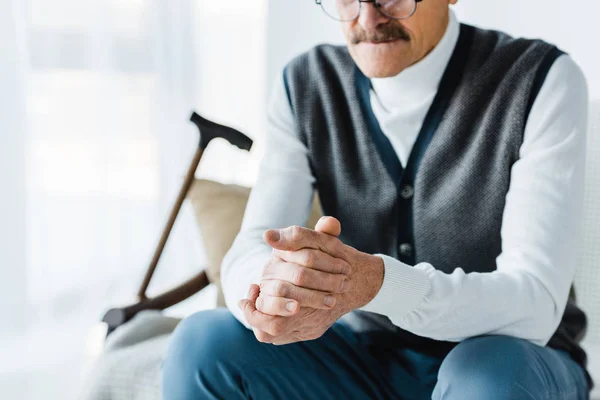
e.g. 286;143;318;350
399;243;413;257
401;184;414;200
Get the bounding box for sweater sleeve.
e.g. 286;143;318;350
220;73;316;327
362;55;589;346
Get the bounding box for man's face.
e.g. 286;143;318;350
342;0;457;78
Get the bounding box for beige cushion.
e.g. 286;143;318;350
188;179;322;306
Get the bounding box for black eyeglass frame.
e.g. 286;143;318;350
315;0;424;22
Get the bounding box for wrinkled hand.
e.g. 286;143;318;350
238;217;384;345
256;217;348;316
238;283;345;345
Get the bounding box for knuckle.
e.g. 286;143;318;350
304;288;317;304
292;266;306;286
333;275;345;292
275;281;289;297
333;241;346;255
337;260;349;274
270;320;285;336
342;261;351;274
290;225;303;241
263;296;274;312
255;296;265;312
303;250;316;267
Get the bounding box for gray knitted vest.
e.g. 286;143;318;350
283;24;589;376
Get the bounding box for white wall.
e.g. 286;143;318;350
193;1;268;186
453;1;600;98
266;0;344;96
266;1;600;98
0;0;28;333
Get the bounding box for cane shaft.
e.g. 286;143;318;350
137;147;205;300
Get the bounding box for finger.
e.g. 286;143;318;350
253;328;275;344
263;226;344;258
238;284;273;330
255;294;299;317
237;284;260;310
248;284;260;301
272;248;350;275
238;284;260;326
262;259;349;293
241;302;282;336
239;291;289;337
260;279;336;309
315;216;341;237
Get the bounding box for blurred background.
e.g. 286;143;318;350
1;0;598;399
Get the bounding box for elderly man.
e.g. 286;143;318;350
163;0;591;398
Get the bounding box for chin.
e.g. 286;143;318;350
355;58;406;79
350;42;410;78
361;65;402;78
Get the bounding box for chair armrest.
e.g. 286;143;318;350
102;270;210;336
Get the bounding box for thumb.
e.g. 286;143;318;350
315;216;341;237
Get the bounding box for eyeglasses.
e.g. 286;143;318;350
316;0;423;22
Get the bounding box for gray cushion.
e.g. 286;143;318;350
79;312;180;400
103;311;181;353
80;335;170;400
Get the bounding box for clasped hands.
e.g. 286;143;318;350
238;216;384;345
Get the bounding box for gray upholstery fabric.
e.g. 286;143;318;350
103;311;181;353
80;335;169;400
79;312;180;400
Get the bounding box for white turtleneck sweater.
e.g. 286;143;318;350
221;11;589;345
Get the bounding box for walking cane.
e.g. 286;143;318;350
102;112;253;335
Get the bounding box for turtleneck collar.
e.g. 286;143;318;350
370;10;460;109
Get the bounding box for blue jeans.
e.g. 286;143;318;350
162;309;589;400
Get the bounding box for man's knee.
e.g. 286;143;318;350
169;309;247;356
162;309;255;399
434;336;543;400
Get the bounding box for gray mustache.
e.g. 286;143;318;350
350;23;410;44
